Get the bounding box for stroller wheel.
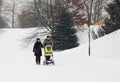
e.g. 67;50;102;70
52;60;55;65
43;60;47;65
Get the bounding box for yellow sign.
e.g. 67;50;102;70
94;20;105;26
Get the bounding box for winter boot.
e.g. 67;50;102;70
36;61;40;65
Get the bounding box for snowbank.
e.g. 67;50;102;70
0;28;120;82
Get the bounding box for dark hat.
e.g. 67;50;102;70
36;38;40;40
47;36;51;38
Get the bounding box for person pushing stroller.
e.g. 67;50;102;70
43;36;54;65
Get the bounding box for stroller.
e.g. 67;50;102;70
43;45;55;65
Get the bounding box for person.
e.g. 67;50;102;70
43;36;53;61
43;36;53;46
33;38;43;65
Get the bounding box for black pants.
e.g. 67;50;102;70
45;56;51;61
35;56;41;63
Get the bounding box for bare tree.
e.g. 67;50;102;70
0;0;3;6
28;0;69;33
18;10;30;28
0;0;4;14
33;0;55;32
0;0;5;28
84;0;108;56
84;0;94;56
30;0;88;32
3;0;20;28
84;0;108;24
22;0;59;45
11;0;15;28
92;0;107;23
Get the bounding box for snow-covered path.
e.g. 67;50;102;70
0;28;120;82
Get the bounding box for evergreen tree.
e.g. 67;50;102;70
52;11;79;50
104;0;120;34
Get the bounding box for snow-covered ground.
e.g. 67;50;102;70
0;28;120;82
